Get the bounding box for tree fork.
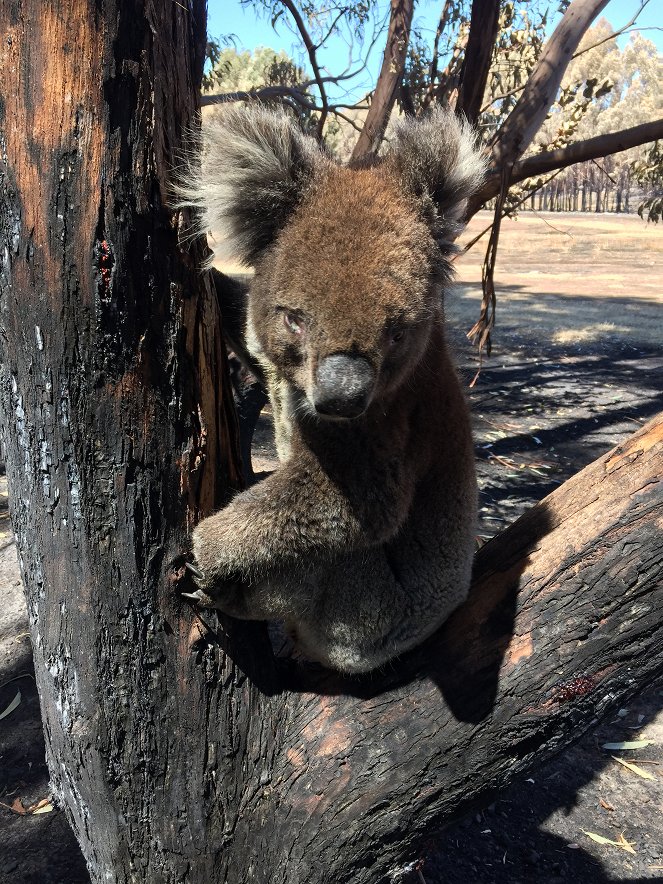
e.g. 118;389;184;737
1;4;663;884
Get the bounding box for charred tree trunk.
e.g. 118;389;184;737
1;5;663;884
0;1;263;880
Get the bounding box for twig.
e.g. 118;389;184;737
314;7;349;50
572;0;651;58
330;109;365;133
461;168;565;253
530;211;574;237
280;0;330;138
467;163;512;379
421;0;452;112
590;157;618;186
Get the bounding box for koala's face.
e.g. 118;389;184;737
251;168;441;420
183;105;484;419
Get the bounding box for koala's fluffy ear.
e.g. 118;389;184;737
386;108;486;245
178;105;323;266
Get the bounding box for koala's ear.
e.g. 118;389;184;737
178;105;324;266
385;108;486;244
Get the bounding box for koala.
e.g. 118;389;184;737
180;105;484;674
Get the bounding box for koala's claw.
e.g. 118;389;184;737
180;587;217;608
185;561;205;580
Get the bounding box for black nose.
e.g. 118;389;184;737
313;354;375;418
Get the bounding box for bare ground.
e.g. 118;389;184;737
1;212;662;883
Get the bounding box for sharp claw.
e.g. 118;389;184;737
185;561;205;580
181;588;217;609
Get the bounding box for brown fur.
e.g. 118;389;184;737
184;106;484;673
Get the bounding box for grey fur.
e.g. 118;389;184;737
177;105;324;266
386;107;487;247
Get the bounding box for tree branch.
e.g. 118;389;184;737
280;0;330;138
314;6;349;50
490;0;611;169
350;0;414;162
469;118;663;215
256;415;663;883
455;0;502;125
200;85;319;111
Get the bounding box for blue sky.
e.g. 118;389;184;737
206;0;662;102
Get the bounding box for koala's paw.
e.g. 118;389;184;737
181;560;244;609
181;513;247;609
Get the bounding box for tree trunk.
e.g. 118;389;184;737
0;1;259;880
2;5;663;884
454;0;501;125
490;0;610;169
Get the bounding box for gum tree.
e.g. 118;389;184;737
0;2;662;882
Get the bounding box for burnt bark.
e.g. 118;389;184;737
0;1;265;881
454;0;501;125
1;4;663;884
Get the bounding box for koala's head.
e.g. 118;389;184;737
183;105;484;420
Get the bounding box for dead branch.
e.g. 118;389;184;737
350;0;414;162
455;0;502;124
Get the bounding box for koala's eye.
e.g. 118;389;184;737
283;311;304;335
390;328;406;344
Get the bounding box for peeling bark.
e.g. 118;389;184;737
1;4;662;884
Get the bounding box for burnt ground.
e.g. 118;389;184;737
1;212;662;882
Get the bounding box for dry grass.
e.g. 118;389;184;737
451;211;662;348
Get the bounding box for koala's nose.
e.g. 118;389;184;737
313;354;375;419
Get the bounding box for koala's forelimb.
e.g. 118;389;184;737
191;443;417;587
